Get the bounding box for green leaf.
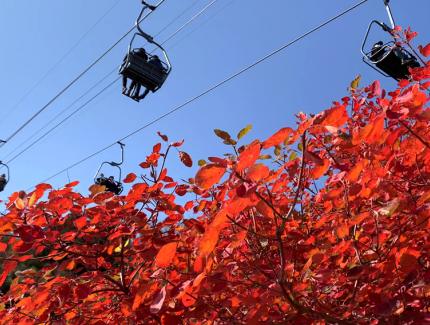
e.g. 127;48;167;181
350;75;361;90
283;136;290;146
214;129;231;141
289;152;298;161
237;124;252;140
298;142;303;152
274;147;281;156
198;159;207;167
259;155;272;160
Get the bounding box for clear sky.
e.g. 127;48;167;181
0;0;429;202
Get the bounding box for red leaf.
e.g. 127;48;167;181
304;150;324;166
0;243;6;252
418;43;430;57
13;240;34;253
153;143;161;153
150;286;167;314
74;217;87;229
140;162;151;169
123;173;137;183
157;131;168;142
335;221;349;238
195;164;226;189
368;80;381;98
155;242;177;268
36;183;52;190
16;225;45;243
92;191;115;204
65;181;79;188
58;284;70;308
59;259;76;271
171;139;185;147
179;151;193;167
262;127;293;149
312;105;348;127
0;259;18;286
75;283;92;300
158;168;167;181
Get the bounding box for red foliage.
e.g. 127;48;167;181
1;31;430;325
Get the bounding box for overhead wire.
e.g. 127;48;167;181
27;0;369;190
2;0;222;165
0;0;167;149
0;0;122;127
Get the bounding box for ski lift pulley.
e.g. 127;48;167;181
361;0;420;81
94;142;125;195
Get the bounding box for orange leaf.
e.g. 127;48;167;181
350;212;371;225
198;225;221;256
312;105;348;127
74;216;87;229
179;151;193;167
255;199;275;219
335;222;349;239
310;158;329;179
156;242;177;268
132;281;151;310
352;116;384;145
236;144;261;172
195;164;226;189
15;198;25;210
123;173;137;183
246;164;270;181
346;162;363;182
262;127;293;149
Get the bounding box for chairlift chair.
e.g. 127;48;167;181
361;0;420;81
119;1;172;101
94;142;125;195
0;161;10;192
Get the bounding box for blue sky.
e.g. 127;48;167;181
0;0;429;202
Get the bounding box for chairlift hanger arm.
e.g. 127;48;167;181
383;0;395;29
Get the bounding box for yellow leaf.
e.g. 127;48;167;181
350;75;361;90
237;124;252;140
28;192;37;207
15;198;25;210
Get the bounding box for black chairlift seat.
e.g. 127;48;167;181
119;2;172;96
94;142;125;195
364;42;420;80
120;50;168;92
361;1;421;81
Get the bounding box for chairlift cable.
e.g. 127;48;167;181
6;77;121;167
27;0;369;190
166;0;236;52
0;0;166;150
1;68;118;162
0;0;122;127
2;0;223;164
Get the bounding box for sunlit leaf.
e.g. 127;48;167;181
237;124;252;140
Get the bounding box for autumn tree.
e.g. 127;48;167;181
0;29;430;324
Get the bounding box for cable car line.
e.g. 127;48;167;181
0;0;122;127
0;0;166;150
5;77;121;167
26;0;369;190
166;0;236;52
2;0;224;164
1;69;118;162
